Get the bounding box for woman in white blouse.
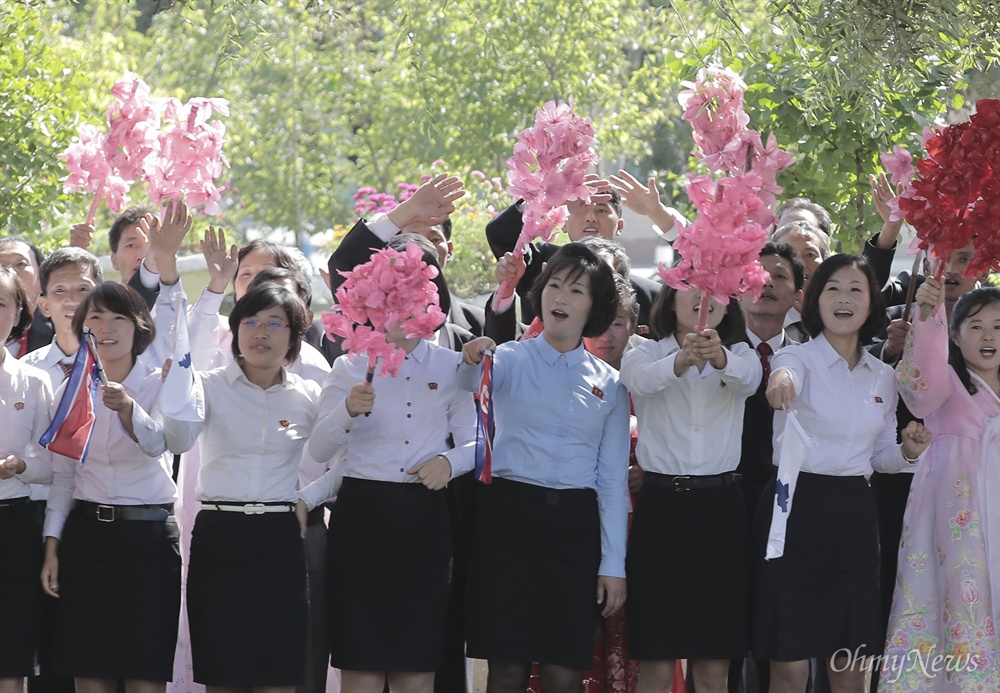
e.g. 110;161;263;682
40;282;181;693
761;254;931;693
620;285;761;693
0;267;54;693
164;283;319;693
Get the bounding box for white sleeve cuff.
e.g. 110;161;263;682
366;213;400;243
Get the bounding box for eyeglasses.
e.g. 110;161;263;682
239;318;290;331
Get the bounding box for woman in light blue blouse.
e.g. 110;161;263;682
462;243;631;693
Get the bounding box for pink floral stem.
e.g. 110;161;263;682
695;293;712;333
86;180;105;227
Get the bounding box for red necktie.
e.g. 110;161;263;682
59;360;74;381
14;330;29;358
757;341;773;385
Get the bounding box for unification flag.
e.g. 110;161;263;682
160;294;204;422
766;410;813;560
39;330;104;463
474;349;495;484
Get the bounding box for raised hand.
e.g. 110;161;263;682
676;332;708;374
388;174;465;228
915;276;944;320
883;319;912;360
609;169;666;217
143;200;193;285
69;223;94;250
870;172;901;224
201;226;239;294
495;252;527;299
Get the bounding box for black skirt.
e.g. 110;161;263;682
752;472;882;661
52;505;181;680
626;474;750;659
466;477;601;669
0;499;45;677
326;477;452;672
187;508;307;687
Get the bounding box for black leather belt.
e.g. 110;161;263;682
644;471;742;492
0;496;32;510
74;500;174;522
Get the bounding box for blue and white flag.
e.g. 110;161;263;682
766;410;813;560
160;294;204;422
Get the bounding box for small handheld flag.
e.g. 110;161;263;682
39;330;104;463
474;349;495;484
765;410;813;560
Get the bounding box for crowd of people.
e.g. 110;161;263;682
0;167;997;693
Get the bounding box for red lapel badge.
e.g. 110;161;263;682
279;419;291;428
14;401;25;411
428;382;438;390
874;396;884;404
591;386;604;400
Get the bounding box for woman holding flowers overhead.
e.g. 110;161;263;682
299;239;477;693
462;243;630;693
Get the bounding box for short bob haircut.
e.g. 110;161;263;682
800;253;887;345
649;285;749;346
229;284;309;364
71;282;155;358
528;242;619;339
0;266;33;343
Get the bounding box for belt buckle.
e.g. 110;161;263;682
96;504;115;522
243;503;266;515
673;475;692;492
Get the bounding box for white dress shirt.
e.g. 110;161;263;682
21;340;76;501
301;340;476;509
0;349;54;499
164;361;321;503
620;335;762;476
771;333;909;476
44;361;178;539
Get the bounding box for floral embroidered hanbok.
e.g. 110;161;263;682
880;304;999;692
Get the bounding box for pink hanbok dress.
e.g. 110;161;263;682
880;304;1000;692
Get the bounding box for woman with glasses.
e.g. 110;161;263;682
164;283;320;693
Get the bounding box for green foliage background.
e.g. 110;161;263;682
2;0;998;289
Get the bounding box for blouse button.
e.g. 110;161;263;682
400;467;405;473
405;440;410;445
406;377;410;381
407;414;412;418
407;402;412;406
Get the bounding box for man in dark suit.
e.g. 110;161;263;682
0;237;54;356
485;186;661;329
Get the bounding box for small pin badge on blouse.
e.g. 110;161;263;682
591;386;604;400
874;396;884;404
279;419;291;427
14;402;24;411
428;382;438;390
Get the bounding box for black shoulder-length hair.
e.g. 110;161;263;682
949;286;1000;395
649;285;749;346
528;242;619;338
800;254;887;345
229;284;309;363
0;266;33;343
71;282;155;358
